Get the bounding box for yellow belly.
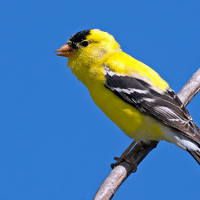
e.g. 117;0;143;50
89;85;163;141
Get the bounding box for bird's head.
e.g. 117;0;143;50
55;29;121;69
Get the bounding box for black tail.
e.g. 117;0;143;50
187;149;200;165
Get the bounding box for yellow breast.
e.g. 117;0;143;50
88;75;163;141
89;84;143;134
69;50;167;141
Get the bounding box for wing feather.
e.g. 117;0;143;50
104;66;200;144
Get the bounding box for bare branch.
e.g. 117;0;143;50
178;68;200;106
94;68;200;200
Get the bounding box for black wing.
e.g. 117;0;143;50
104;66;200;144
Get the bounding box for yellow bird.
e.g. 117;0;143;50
55;29;200;165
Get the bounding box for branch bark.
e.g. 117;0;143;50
177;68;200;106
94;68;200;200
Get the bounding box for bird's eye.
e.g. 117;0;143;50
81;41;89;47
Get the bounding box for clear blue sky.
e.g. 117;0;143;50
1;1;200;199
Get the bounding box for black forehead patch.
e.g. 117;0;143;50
68;29;91;49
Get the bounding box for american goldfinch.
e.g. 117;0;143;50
55;29;200;165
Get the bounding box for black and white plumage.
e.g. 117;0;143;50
104;65;200;164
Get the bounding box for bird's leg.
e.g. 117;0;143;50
111;140;137;172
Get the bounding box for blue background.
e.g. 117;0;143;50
1;1;200;199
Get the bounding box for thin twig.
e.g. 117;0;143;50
178;68;200;106
94;68;200;200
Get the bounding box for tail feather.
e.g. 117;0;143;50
187;149;200;165
191;121;200;134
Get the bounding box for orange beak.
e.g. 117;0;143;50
54;43;75;58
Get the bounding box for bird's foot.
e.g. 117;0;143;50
111;155;137;173
111;140;137;173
